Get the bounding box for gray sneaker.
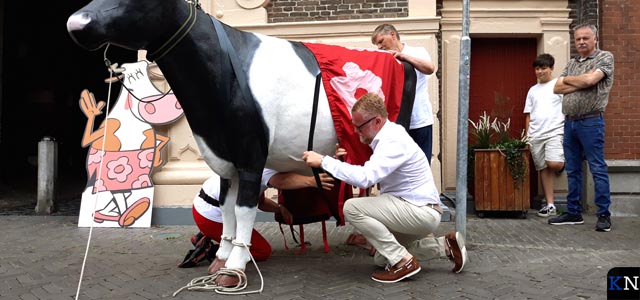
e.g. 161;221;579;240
595;214;611;232
537;205;557;217
549;212;584;225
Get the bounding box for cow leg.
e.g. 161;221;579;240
225;170;261;270
216;177;236;263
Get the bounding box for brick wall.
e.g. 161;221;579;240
599;0;640;159
567;0;639;159
265;0;408;23
567;0;599;57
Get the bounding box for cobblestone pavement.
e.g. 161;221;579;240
1;213;639;300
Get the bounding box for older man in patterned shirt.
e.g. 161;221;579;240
551;24;615;232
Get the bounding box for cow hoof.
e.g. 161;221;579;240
216;270;247;288
208;258;226;275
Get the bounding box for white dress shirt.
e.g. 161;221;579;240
321;120;441;206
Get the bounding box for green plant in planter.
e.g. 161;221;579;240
469;111;495;149
469;112;529;184
492;137;529;184
467;112;496;188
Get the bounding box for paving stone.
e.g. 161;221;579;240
0;214;639;299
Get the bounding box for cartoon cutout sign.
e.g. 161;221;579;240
78;60;184;228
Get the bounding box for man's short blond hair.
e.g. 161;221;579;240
352;93;388;119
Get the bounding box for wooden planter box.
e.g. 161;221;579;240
474;149;530;218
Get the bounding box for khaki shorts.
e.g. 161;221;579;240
529;135;564;171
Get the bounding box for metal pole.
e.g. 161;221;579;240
455;0;471;239
35;136;57;214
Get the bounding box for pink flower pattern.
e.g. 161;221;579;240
86;149;153;193
138;149;154;168
93;179;107;193
107;157;133;183
132;174;152;189
87;148;105;165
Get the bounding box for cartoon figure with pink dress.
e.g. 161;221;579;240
78;60;184;228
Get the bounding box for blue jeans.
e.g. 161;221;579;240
563;116;610;216
409;125;432;164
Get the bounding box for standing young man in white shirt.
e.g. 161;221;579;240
372;24;436;164
523;54;565;218
303;93;466;283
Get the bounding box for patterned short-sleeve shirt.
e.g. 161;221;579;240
560;49;615;115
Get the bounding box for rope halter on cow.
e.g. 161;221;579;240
146;0;200;62
104;0;198;104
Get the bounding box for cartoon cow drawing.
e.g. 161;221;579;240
78;60;183;228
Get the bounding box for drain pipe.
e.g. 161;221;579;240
35;136;57;214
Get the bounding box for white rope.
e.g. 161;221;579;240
75;44;116;299
172;240;264;296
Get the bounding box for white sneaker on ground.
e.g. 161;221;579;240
537;205;557;217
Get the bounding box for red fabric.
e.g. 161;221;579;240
302;42;405;166
192;206;271;261
274;180;352;253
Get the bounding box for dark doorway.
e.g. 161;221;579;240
468;37;539;204
0;1;135;213
469;38;537;135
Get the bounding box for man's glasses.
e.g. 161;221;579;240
354;116;377;131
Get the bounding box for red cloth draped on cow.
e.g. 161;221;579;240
303;42;405;166
274;43;406;253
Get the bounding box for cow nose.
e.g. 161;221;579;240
67;12;92;32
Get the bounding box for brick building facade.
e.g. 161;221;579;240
265;0;408;23
264;0;639;161
566;0;640;159
257;0;640;215
598;0;640;159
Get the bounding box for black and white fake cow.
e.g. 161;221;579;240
67;0;416;287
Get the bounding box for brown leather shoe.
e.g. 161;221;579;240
445;231;467;273
371;256;421;283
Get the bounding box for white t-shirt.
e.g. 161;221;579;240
523;78;564;140
401;43;433;129
193;169;277;222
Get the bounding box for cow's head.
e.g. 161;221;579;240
66;0;180;51
136;94;184;125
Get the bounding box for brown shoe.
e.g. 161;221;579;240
445;231;467;273
371;256;421;283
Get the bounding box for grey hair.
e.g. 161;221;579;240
572;23;598;37
371;24;400;44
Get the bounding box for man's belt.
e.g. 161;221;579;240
565;111;602;121
199;189;219;207
427;203;443;215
